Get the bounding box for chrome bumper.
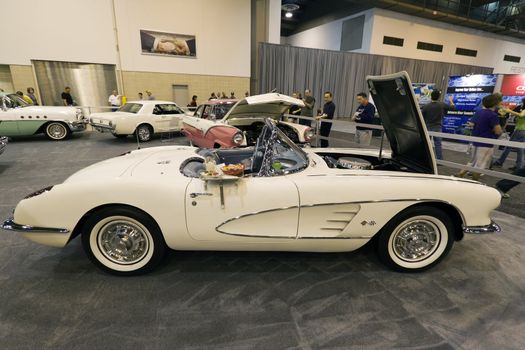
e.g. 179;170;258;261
1;218;70;234
90;122;115;133
67;120;87;132
463;220;501;234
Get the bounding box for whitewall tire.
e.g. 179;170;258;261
45;122;70;141
377;206;454;272
81;207;167;275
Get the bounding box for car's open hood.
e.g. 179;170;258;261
367;72;437;174
222;93;305;121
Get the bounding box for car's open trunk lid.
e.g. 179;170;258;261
223;93;305;121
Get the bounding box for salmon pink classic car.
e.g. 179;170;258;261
182;93;314;148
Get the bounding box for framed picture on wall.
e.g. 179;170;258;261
140;29;196;58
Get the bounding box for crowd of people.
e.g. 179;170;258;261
208;91;249;100
420;89;525;197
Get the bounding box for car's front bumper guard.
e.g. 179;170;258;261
67;120;87;132
463;220;501;234
1;218;70;234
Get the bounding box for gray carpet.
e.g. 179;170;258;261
0;131;524;349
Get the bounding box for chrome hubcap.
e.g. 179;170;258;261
98;221;149;264
138;127;150;141
392;220;439;262
48;124;66;139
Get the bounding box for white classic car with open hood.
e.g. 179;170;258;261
0;93;86;140
182;93;314;148
90;100;187;142
2;72;501;275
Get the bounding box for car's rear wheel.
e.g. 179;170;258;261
45;122;70;141
135;124;153;142
376;206;454;272
81;207;167;275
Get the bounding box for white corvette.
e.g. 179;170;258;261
89;100;187;142
2;72;501;275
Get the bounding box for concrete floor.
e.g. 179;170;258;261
0;131;524;349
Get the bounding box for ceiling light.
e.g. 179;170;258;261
285;12;293;18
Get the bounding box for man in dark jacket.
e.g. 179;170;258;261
317;92;335;148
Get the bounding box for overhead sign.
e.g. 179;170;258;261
501;74;525;96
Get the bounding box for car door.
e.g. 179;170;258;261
151;104;183;132
185;176;299;241
0;97;20;136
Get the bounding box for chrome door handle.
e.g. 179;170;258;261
190;192;213;198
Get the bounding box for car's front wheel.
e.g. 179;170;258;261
45;122;71;141
81;206;167;275
376;206;454;272
135;124;153;142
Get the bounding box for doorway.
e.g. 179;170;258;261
172;84;189;107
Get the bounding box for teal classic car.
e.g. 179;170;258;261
0;93;86;140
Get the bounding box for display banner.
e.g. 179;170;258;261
140;29;196;58
501;74;525;96
443;74;497;135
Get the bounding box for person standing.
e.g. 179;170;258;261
352;92;376;146
108;90;120;111
138;92;143;100
421;90;456;160
493;102;525;170
16;91;33;105
61;87;74;106
145;90;155;100
230;92;236;99
209;92;217;100
26;87;38;105
188;95;198;107
455;94;502;180
317;92;335;148
300;89;315;127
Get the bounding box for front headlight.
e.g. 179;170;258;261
24;186;54;199
232;132;244;145
304;128;314;141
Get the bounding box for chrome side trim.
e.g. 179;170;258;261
1;218;70;234
215;198;466;238
463;220;501;234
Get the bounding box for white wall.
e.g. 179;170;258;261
113;0;251;77
267;0;281;44
285;10;374;53
282;8;525;74
0;0;117;65
0;0;251;78
370;9;525;74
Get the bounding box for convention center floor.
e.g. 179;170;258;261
0;131;524;349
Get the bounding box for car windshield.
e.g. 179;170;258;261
252;119;308;176
1;94;29;108
214;103;235;119
117;103;142;114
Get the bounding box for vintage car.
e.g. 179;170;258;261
0;93;86;140
89;100;187;142
2;72;501;276
0;136;7;155
182;93;314;148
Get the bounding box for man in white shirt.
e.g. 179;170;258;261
108;90;120;111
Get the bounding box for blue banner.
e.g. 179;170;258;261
443;74;497;135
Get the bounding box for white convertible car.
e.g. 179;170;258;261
2;72;501;275
89;100;187;142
